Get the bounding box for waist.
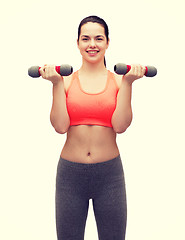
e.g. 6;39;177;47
69;118;113;128
59;154;122;169
67;125;116;142
61;125;119;163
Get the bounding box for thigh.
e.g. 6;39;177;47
56;190;89;240
55;158;89;240
92;176;127;240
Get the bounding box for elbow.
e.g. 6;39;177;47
112;118;132;134
50;116;70;134
114;128;126;134
55;128;68;134
112;110;133;134
113;124;130;134
54;123;70;134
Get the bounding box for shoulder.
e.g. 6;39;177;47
63;74;74;94
110;71;122;89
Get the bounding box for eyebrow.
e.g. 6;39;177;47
81;35;105;38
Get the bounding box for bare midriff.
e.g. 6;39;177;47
60;125;120;163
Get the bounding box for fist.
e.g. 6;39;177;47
123;64;146;84
39;64;63;84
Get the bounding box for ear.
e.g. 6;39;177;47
106;38;110;49
77;39;80;49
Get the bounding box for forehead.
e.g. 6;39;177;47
80;22;105;36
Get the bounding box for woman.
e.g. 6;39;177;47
40;15;145;240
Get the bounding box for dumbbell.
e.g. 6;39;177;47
114;63;157;77
28;64;73;78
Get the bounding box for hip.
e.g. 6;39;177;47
56;154;126;199
60;142;120;163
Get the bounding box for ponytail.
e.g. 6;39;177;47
104;57;106;67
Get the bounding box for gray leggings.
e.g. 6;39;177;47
55;155;127;240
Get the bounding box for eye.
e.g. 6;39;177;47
82;38;89;41
96;37;104;41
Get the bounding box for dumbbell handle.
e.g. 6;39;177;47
114;63;157;77
28;65;73;78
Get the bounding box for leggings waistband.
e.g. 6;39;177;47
59;154;121;169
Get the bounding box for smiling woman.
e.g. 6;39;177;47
77;15;109;66
38;15;146;240
77;22;109;65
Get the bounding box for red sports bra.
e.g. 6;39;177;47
66;70;119;128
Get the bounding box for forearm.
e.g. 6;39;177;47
111;79;133;133
50;80;70;134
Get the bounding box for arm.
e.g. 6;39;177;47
50;80;70;134
111;64;146;134
39;65;70;134
111;79;133;133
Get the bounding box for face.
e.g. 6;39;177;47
77;22;109;64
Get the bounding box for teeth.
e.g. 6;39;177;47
88;51;98;53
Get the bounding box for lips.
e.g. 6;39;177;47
86;50;99;56
87;50;99;53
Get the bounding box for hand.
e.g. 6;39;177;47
39;64;63;84
123;64;146;84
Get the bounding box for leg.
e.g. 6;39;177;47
56;191;89;240
92;160;127;240
55;158;89;240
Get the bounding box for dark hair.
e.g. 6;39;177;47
78;15;109;66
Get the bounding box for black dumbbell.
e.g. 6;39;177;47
114;63;157;77
28;64;73;78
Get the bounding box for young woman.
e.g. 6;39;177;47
39;15;145;240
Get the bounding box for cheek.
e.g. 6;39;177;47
99;45;108;52
79;43;89;51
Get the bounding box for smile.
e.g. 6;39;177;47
86;50;99;55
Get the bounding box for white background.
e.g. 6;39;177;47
0;0;185;239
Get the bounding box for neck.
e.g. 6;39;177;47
79;59;107;75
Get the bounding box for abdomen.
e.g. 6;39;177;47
60;125;120;163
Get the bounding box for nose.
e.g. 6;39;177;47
89;39;96;48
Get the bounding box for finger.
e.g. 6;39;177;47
133;64;139;76
40;66;47;78
136;64;145;77
143;66;146;74
141;65;146;76
43;64;52;78
136;65;140;76
137;65;142;76
43;64;47;72
45;64;54;73
39;66;45;76
130;64;136;74
133;64;140;75
45;66;51;79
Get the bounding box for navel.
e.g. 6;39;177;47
87;152;91;156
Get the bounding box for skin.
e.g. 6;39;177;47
40;22;145;163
